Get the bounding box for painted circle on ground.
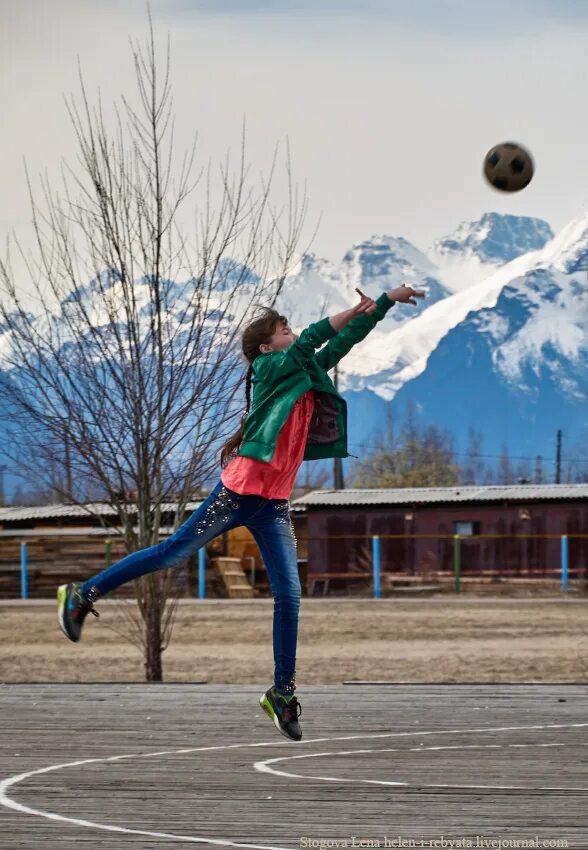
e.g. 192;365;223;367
1;723;587;849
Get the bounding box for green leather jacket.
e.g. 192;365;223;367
237;292;396;463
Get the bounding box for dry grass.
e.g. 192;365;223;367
1;597;587;684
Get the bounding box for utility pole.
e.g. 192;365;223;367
333;362;345;490
65;433;73;501
535;455;543;485
555;429;562;484
0;464;6;505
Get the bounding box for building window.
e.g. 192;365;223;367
453;521;480;536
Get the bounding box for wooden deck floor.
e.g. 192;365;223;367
1;683;587;849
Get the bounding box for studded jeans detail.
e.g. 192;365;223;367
193;486;242;535
80;478;301;694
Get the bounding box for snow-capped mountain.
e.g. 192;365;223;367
280;235;451;329
277;215;554;330
339;236;450;320
433;212;553;266
341;212;588;461
429;213;554;292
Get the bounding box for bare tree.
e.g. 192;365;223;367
462;427;487;485
348;404;460;488
497;444;515;485
0;14;309;680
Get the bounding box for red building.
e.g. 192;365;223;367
290;484;588;591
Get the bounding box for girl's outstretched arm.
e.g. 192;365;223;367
327;289;379;332
255;290;378;381
314;284;425;372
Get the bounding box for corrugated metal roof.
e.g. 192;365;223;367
0;525;185;538
289;484;588;508
1;484;586;524
0;500;203;523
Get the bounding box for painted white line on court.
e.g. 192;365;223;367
1;723;587;848
254;727;588;792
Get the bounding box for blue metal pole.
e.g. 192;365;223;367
198;547;206;599
561;534;568;593
372;535;380;599
21;542;28;600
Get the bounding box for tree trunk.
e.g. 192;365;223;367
144;581;163;682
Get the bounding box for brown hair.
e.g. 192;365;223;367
219;307;289;469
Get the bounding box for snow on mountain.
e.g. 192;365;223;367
433;212;553;265
341;235;437;287
277;253;349;328
278;215;554;333
338;211;588;460
430;213;553;292
278;235;452;330
340;213;588;397
488;215;588;398
541;213;588;274
338;242;548;398
339;235;450;319
490;272;588;394
392;259;588;459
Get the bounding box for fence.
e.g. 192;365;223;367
302;532;588;597
2;533;588;599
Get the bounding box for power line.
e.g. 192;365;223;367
345;440;588;465
0;444;586;468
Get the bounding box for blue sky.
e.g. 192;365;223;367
2;0;588;283
174;0;588;19
170;0;588;30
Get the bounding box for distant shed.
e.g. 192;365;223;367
0;500;251;597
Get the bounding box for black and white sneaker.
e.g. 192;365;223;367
57;582;100;642
259;686;302;741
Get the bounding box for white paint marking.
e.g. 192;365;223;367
254;725;588;792
0;722;587;848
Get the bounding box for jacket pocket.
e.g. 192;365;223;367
306;392;340;445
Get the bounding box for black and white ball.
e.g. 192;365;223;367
483;141;534;192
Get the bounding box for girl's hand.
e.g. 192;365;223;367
387;282;426;306
353;288;377;314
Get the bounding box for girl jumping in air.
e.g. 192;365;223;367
57;282;425;741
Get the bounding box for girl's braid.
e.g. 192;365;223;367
219;307;287;469
243;362;253;419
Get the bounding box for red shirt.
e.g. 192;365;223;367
221;389;315;499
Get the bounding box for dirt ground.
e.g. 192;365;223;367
1;597;587;684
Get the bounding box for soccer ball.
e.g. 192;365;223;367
483;141;534;192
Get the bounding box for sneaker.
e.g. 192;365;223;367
57;582;100;642
259;686;302;741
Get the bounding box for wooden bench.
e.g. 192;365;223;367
383;573;439;584
307;572;371;597
307;571;446;597
382;573;443;595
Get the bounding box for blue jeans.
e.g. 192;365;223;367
81;480;301;694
